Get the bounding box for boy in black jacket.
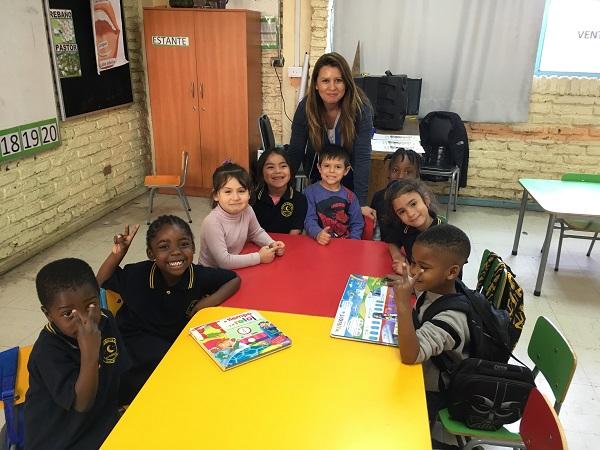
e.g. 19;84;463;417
25;258;129;450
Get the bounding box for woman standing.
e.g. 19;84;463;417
287;52;375;219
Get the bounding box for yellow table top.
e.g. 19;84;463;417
102;307;431;450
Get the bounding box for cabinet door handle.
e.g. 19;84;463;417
191;82;195;98
200;82;204;99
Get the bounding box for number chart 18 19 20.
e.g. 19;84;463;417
0;118;60;163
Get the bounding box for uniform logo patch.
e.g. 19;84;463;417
102;337;118;364
281;201;294;218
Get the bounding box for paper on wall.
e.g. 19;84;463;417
90;0;128;74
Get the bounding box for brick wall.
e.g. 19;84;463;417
262;48;284;141
309;0;328;68
0;0;151;273
464;77;600;200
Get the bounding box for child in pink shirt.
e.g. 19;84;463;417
198;163;285;269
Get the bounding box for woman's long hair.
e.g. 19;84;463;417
305;52;367;154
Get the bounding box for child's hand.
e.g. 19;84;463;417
259;245;276;264
112;224;140;256
360;206;377;221
73;305;101;353
392;257;408;275
270;241;286;256
316;226;332;245
388;264;423;312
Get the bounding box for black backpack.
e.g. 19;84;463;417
414;280;534;431
416;280;515;365
419;111;470;187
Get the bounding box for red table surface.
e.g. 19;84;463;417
224;233;393;317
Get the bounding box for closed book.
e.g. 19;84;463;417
189;310;291;370
331;274;398;346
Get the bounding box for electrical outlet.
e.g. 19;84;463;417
271;56;285;67
287;66;303;78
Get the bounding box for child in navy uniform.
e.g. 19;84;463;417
96;215;240;404
303;145;364;244
252;148;307;234
25;258;130;450
390;224;471;440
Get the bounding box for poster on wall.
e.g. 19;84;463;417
49;9;82;78
0;0;60;163
90;0;128;73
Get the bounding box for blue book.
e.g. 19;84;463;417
330;274;398;346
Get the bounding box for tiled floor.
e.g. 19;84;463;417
1;194;599;449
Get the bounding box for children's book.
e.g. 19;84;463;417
189;310;291;370
330;274;398;346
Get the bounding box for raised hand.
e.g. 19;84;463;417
316;226;332;246
392;256;408;275
112;224;140;256
72;305;101;354
388;264;423;312
259;245;277;264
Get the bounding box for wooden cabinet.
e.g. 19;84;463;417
143;7;261;196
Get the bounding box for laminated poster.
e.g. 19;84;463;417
49;9;82;78
90;0;128;74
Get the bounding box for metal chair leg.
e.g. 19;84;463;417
453;168;460;211
555;222;565;271
147;188;157;225
176;188;193;223
446;175;454;219
181;189;191;211
587;232;598;256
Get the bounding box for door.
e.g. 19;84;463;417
195;11;249;184
144;9;202;189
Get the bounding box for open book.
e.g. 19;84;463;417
190;310;291;370
331;274;398;346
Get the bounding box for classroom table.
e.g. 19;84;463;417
511;178;600;296
225;233;393;317
101;307;431;450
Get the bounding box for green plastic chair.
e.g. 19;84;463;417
554;173;600;271
438;316;577;449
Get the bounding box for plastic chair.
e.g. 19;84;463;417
438;316;577;449
361;216;375;240
258;114;307;192
144;151;192;224
99;288;124;315
1;346;32;450
554;173;600;271
419;111;469;218
520;388;567;450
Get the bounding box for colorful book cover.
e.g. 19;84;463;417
189;310;291;370
330;274;398;346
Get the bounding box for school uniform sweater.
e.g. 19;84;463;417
25;311;129;450
198;205;274;269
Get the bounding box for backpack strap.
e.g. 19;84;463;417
412;292;472;390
